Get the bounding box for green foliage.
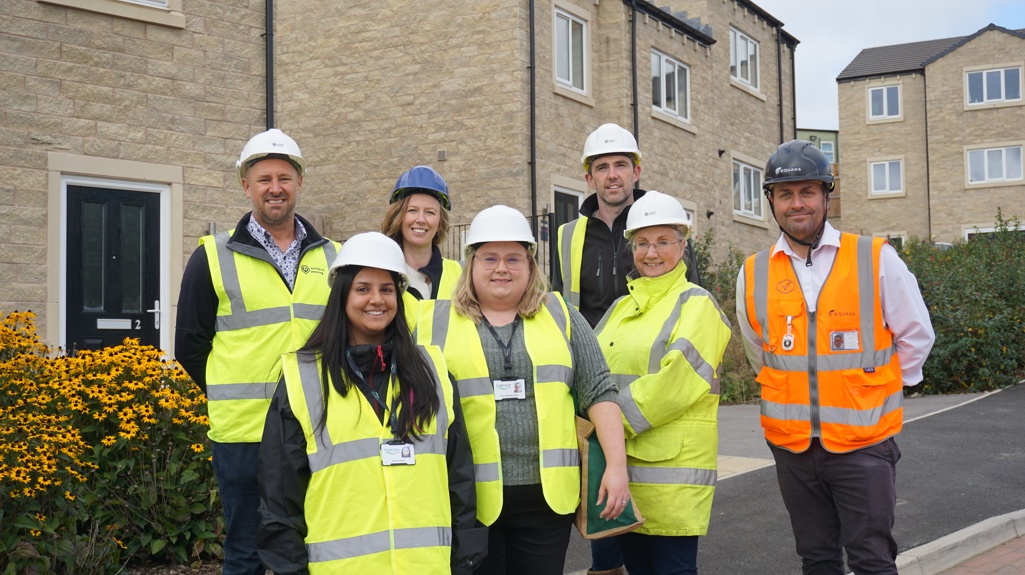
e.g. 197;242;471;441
0;312;222;575
692;229;759;404
900;211;1025;394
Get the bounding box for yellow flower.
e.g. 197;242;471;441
30;529;41;537
102;436;117;447
64;490;75;501
35;513;46;522
190;443;206;454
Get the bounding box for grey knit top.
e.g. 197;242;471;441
476;303;618;486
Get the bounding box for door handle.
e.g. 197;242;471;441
146;300;160;330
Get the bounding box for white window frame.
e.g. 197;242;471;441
651;49;690;122
967;145;1024;185
729;28;759;91
868;85;901;120
869;159;904;197
874;231;906;251
554;8;587;94
819;141;835;164
966;66;1023;105
36;0;184;27
732;159;764;220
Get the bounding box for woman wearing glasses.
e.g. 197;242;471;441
594;191;731;575
417;205;631;575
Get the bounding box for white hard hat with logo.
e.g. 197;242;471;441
463;205;537;258
581;123;642;171
328;232;410;292
624;191;692;240
236;129;306;185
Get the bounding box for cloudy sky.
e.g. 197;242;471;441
752;0;1025;130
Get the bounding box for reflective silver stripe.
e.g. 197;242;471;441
322;241;338;268
761;398;812;422
752;248;771;344
297;353;331;454
216;306;292;331
560;219;580;307
419;346;450;438
536;364;573;389
819;390;903;427
430;300;452;348
456;377;492;398
308;530;390;563
857;236;876;359
666;334;720;395
206;381;275;401
475;462;500;482
593;295;628;335
542;448;579;468
627;465;717;486
213;232;244;315
765;348;895;372
308;437;381;474
393;526;452;549
293;303;326;321
618;383;652;434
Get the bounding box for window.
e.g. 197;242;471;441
651;50;690;121
870;160;903;195
869;85;900;119
120;0;168;7
555;9;586;92
729;28;759;90
819;141;835;163
967;67;1022;104
732;160;763;219
968;146;1023;184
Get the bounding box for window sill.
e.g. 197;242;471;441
37;0;185;28
963;99;1025;111
965;179;1025;190
868;191;906;199
866;115;903;125
651;108;697;134
729;78;765;101
732;212;769;229
554;84;595;107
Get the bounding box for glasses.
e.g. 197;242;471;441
631;239;682;253
474;254;527;271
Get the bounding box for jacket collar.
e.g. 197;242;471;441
625;260;689;313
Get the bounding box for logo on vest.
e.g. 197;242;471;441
827;309;855;317
301;265;325;276
775;279;797;294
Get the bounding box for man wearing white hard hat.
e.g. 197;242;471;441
175;128;341;575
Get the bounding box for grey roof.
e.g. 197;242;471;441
836;24;1025;82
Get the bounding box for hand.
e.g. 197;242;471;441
595;464;631;520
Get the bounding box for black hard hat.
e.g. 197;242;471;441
763;140;835;194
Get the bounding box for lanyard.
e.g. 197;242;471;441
482;315;522;372
344;348;402;437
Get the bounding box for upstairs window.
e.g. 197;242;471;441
730;28;759;90
967;67;1022;105
820;141;835;163
869;85;900;119
968;146;1023;184
871;160;903;195
651;50;690;121
733;160;763;219
555;9;586;93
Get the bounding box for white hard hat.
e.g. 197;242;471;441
236;129;306;185
328;232;410;292
463;205;537;259
624;191;692;240
581;123;642;171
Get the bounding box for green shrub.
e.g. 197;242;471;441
900;211;1025;394
0;311;222;575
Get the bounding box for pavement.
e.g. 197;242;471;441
564;383;1025;574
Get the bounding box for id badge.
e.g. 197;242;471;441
493;378;526;400
830;330;859;352
380;440;415;466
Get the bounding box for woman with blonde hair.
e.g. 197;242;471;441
418;205;631;575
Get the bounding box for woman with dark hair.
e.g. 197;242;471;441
257;232;486;575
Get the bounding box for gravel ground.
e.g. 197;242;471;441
121;563;225;575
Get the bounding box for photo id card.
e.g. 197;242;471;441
830;330;860;352
380;441;415;466
493;378;526;400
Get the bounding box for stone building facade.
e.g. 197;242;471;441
837;25;1025;244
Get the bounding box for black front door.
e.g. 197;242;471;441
66;185;160;351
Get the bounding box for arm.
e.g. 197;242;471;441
620;293;732;438
878;244;935;385
445;376;488;574
174;247;217;394
256;380;311;575
735;264;764;375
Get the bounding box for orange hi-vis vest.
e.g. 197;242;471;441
743;233;904;453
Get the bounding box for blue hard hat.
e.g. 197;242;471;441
390;165;451;210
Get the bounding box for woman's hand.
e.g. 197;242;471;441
586;400;632;520
597;463;632;520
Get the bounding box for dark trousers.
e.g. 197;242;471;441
617;532;699;575
212;441;266;575
590;536;624;571
475;484;575;575
770;437;901;575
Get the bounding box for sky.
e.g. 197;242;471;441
751;0;1025;130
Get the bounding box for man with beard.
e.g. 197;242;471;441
175;129;340;575
736;140;934;575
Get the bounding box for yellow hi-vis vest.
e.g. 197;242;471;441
416;295;579;525
557;218;588;308
595;263;731;536
436;258;463;300
202;231;339;443
281;346;455;575
743;234;904;453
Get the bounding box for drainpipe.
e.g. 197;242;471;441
265;0;275;129
631;0;639;144
776;24;784;143
529;0;538;236
924;72;932;240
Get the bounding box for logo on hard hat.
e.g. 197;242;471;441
272;142;284;147
604;139;616;143
644;210;657;216
775;167;801;175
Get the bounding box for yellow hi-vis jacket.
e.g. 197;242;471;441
557;217;589;308
281;347;455;574
437;258;463;299
416;295;579;525
202;232;338;443
595;263;731;536
743;234;904;454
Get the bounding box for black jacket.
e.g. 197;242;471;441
255;343;487;575
174;213;331;394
